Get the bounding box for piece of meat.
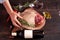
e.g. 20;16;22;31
17;8;45;30
35;13;44;27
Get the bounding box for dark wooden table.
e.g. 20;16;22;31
0;0;60;40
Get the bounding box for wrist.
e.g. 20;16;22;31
8;11;15;17
8;10;13;14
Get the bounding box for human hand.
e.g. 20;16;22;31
9;11;23;28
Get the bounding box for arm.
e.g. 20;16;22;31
3;0;13;15
3;0;23;28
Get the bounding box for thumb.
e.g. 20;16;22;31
17;12;23;19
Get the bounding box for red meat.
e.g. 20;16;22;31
35;13;43;27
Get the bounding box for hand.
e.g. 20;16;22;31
3;0;23;28
9;11;23;28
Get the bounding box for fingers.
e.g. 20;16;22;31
15;19;21;26
17;12;23;19
18;12;21;15
10;12;23;28
12;20;20;28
